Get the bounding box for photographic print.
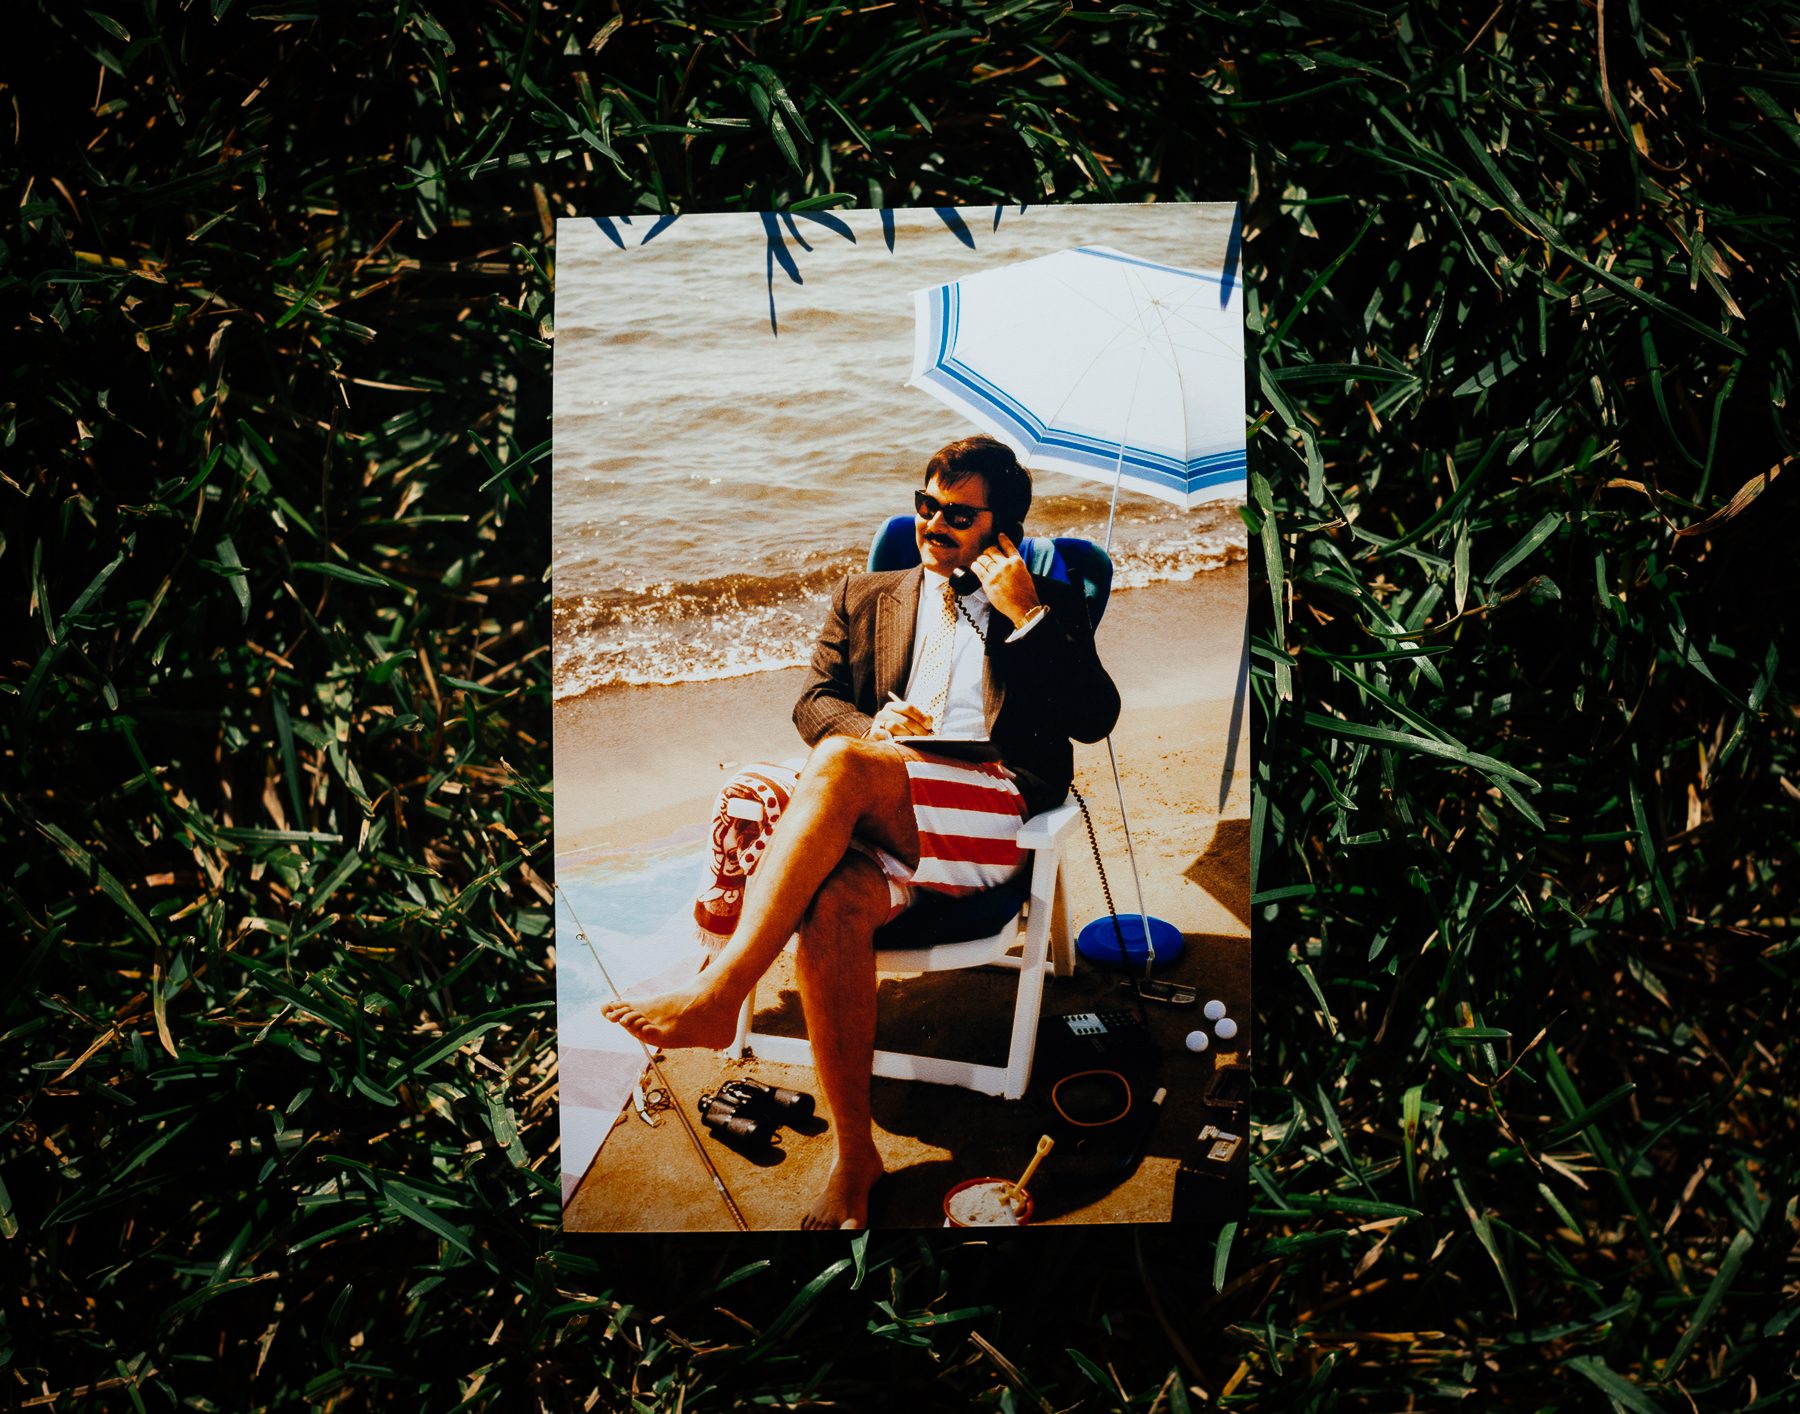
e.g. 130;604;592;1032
552;204;1250;1230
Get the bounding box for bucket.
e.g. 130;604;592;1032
942;1177;1033;1227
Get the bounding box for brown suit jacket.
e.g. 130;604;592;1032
792;568;1119;818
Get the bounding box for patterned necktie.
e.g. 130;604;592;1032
910;578;961;729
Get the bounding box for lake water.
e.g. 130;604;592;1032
551;204;1247;698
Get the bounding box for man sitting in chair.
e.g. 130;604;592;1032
604;435;1119;1228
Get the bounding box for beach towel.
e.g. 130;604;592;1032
694;749;1026;946
694;761;801;954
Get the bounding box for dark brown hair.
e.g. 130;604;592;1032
923;435;1032;541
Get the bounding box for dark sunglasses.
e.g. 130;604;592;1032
914;489;991;531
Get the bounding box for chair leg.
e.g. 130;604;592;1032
1002;900;1053;1099
1050;875;1073;977
734;794;1080;1094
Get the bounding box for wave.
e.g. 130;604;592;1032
552;525;1245;698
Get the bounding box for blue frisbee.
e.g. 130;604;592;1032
1076;914;1184;970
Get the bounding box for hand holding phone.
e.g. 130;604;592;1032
968;532;1041;625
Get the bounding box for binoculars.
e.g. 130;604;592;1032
697;1077;815;1146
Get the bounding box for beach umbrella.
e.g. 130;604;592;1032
908;242;1247;972
908;244;1245;537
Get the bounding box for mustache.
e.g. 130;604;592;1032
924;532;956;546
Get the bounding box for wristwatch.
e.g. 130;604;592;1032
1007;603;1050;642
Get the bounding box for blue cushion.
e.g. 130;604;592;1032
867;515;922;573
865;514;1112;628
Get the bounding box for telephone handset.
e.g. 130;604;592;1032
948;523;1024;597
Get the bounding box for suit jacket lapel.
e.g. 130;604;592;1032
875;568;920;704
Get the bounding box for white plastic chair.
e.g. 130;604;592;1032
728;797;1081;1099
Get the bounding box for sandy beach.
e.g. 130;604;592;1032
555;563;1250;1228
557;567;1248;884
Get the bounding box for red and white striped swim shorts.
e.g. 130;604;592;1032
693;747;1027;943
851;747;1027;922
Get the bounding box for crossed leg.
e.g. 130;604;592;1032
794;849;889;1228
602;735;920;1226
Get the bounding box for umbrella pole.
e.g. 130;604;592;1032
1103;457;1125;553
1103;733;1159;976
1099;351;1145;552
1097;432;1158;971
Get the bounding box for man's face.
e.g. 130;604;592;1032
913;472;995;574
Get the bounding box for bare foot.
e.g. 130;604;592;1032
802;1146;885;1230
601;977;741;1051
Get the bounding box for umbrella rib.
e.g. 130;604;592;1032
1026;267;1162;447
1105;271;1232;486
1158;289;1248;483
1084;270;1230;396
1037;264;1146;335
1134;282;1198;478
1141;283;1242;358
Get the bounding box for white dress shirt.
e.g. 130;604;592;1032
902;570;990;737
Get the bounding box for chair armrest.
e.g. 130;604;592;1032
1016;797;1081;850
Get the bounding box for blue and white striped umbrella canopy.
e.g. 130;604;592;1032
909;245;1245;511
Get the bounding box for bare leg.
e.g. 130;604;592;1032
603;737;920;1049
794;852;890;1229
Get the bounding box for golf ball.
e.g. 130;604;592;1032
1203;999;1227;1021
1184;1030;1210;1053
1214;1017;1239;1041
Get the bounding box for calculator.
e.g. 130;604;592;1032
1044;1010;1158;1069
